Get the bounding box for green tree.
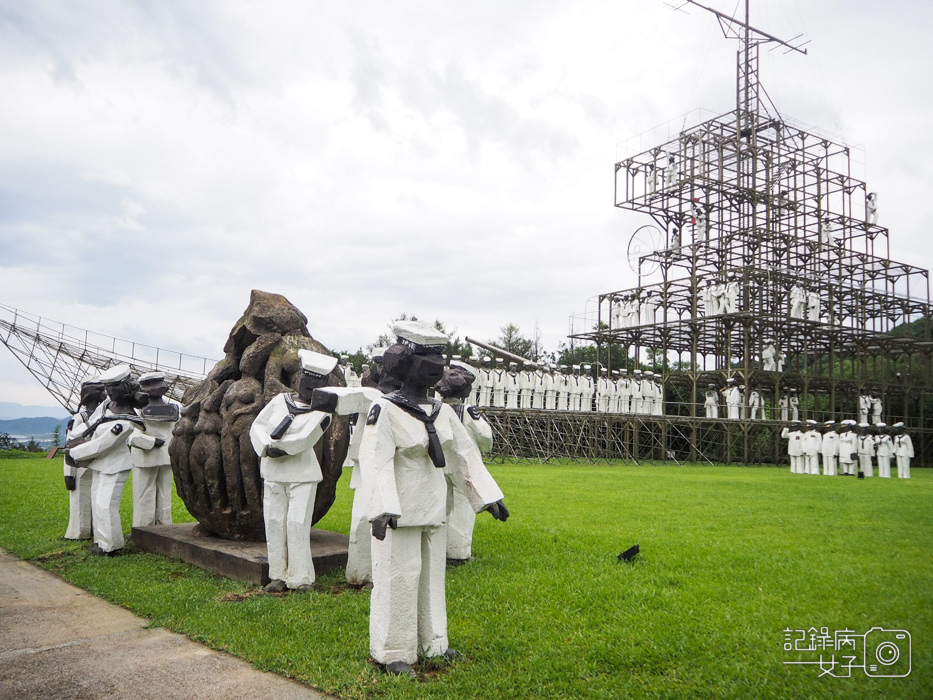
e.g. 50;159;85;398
490;324;534;360
51;424;63;448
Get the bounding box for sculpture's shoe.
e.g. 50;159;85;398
291;583;316;594
383;661;415;678
442;648;461;662
261;579;287;593
446;557;473;568
90;545;123;557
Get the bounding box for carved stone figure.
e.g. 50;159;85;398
171;290;349;540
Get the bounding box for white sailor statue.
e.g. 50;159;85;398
128;372;181;527
65;364;144;555
892;423;913;479
434;360;494;565
704;383;719;419
62;374;107;540
249;349;337;593
359;321;508;676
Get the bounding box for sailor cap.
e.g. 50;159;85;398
81;373;103;386
393;320;447;354
449;360;476;378
139;371;166;384
806;420;818;425
509;361;518;368
858;422;870;428
496;357;505;364
298;349;338;377
583;364;592;370
600;367;608;373
340;355;349;361
99;364;132;385
823;420;836;426
893;422;905;428
876;422;887;428
842;419;857;425
371;347;388;361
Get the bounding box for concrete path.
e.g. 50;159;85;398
0;548;329;699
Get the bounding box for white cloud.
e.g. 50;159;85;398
1;0;931;406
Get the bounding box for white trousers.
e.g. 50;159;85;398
545;392;556;411
65;467;93;540
446;479;476;561
705;404;718;419
806;455;819;475
91;470;130;552
858;455;874;477
132;465;173;527
877;456;892;478
346;486;373;586
370;526;448;665
822;455;837;476
263;480;317;588
839;459;855;476
896;455;911;479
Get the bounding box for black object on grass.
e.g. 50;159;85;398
617;544;640;563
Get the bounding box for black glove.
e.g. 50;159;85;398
154;437;166;448
64;451;77;468
64;474;76;491
371;514;398;541
485;500;510;522
266;446;288;458
310;389;339;413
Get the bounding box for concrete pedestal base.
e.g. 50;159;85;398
132;523;349;586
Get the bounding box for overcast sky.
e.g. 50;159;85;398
2;0;931;408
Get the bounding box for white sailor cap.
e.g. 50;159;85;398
297;349;338;377
450;360;476;378
858;422;870;428
876;422;887;428
572;364;581;370
496;357;504;364
726;378;735;384
645;371;653;377
482;356;491;362
99;364;132;385
842;419;857;425
823;420;836;426
527;362;537;369
81;373;103;386
893;422;905;428
340;355;349;361
708;384;716;388
583;364;592;370
393;320;447;354
139;371;166;384
452;355;461;361
560;365;567;369
620;369;628;374
509;361;518;368
611;370;619;376
633;369;642;375
805;420;818;425
600;367;608;373
361;363;370;370
371;347;388;361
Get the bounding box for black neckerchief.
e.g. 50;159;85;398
285;393;318;415
384;392;446;468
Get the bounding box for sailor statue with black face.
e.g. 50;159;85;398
127;372;181;527
359;320;508;677
66;364;143;555
250;349;336;593
63;374;107;540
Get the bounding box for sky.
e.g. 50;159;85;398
1;0;932;408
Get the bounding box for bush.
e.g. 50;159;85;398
0;449;35;460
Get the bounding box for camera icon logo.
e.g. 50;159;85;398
863;627;911;677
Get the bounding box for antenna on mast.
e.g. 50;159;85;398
669;0;807;123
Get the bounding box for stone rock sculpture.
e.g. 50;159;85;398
171;290;349;541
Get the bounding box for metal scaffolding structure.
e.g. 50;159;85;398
0;303;217;412
557;0;933;466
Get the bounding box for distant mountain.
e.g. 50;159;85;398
0;417;71;442
0;401;70;420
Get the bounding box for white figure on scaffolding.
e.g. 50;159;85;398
723;280;739;314
694;203;709;243
648;163;658;195
664;155;678;188
806;289;821;322
641;292;659;325
747;387;763;420
762;342;784;372
704;384;719;419
820;216;837;246
866;192;878;226
790;284;807;318
892;423;913;478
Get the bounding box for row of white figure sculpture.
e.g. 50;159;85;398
467;360;664;415
62;321;507;677
703;383;885;424
780;420;912;478
63;367;180;553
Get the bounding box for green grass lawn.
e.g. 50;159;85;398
0;456;930;699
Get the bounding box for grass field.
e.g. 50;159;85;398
0;457;930;699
